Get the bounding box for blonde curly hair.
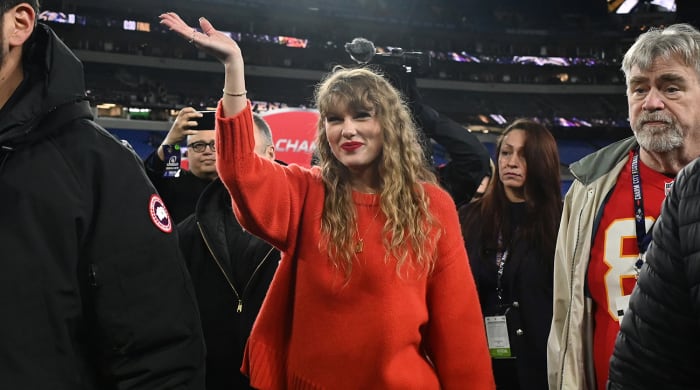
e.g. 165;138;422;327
313;66;440;279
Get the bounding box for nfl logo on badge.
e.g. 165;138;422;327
149;194;172;233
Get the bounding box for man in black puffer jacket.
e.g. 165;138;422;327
0;2;205;388
177;113;281;390
608;158;700;389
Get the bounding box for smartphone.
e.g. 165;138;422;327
190;110;216;130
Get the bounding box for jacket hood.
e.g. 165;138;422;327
0;23;91;147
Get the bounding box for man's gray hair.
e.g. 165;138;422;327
622;23;700;84
252;113;274;147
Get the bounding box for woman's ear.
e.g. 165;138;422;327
7;3;36;48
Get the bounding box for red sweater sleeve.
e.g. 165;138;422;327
425;186;496;390
215;100;309;251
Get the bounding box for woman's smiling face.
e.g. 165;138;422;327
324;105;383;177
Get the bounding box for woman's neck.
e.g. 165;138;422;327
349;173;381;194
504;187;525;203
353;187;379;194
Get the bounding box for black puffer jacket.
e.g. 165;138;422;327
178;178;280;390
608;157;700;390
0;24;205;389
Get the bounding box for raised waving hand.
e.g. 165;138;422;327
159;12;247;117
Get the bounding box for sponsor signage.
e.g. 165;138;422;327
262;108;320;167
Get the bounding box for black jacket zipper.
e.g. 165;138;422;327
197;221;275;313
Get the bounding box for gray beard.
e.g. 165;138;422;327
633;113;684;153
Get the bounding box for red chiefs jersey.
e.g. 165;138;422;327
587;150;674;390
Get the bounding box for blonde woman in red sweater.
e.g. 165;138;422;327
161;12;494;390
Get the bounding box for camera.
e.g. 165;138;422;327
344;37;431;76
374;49;432;76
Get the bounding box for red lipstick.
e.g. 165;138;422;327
341;142;363;151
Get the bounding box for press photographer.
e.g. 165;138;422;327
345;37;491;206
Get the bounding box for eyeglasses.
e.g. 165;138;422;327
187;141;215;153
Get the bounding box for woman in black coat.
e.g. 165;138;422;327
459;119;562;389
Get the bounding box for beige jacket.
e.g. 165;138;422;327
547;137;637;390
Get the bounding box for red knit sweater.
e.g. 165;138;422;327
216;102;495;390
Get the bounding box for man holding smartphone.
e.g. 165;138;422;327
176;111;281;389
144;107;217;223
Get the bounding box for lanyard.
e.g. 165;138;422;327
496;233;509;302
631;148;652;273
